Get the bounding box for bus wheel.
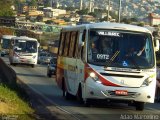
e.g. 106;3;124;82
47;73;51;78
47;70;51;78
31;64;35;68
84;99;91;107
12;63;16;66
62;80;72;100
77;85;83;104
62;80;65;97
135;102;144;111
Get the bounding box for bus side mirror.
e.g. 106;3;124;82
155;39;159;52
38;42;40;47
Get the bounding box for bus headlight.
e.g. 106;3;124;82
89;72;101;83
141;77;153;86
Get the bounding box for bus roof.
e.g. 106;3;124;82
2;35;16;39
12;36;37;41
62;22;151;33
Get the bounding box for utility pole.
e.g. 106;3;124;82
50;0;53;8
80;0;83;10
118;0;122;23
107;0;110;21
89;0;92;13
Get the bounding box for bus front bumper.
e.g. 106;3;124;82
85;78;156;103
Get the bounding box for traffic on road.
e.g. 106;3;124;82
0;23;160;120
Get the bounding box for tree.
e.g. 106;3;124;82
88;12;96;18
28;0;37;6
76;9;89;15
121;18;131;24
44;0;51;7
137;22;145;27
36;15;43;22
130;18;138;22
45;20;54;24
0;0;15;16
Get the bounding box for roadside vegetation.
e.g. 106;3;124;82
0;83;35;119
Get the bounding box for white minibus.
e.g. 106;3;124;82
9;36;39;67
56;22;159;110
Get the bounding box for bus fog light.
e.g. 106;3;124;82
142;77;153;86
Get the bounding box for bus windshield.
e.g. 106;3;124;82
87;29;154;69
14;39;37;53
2;38;10;49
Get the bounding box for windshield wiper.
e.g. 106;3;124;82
104;50;120;68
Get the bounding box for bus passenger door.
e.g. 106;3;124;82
75;30;86;95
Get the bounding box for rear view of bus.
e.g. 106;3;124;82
1;35;16;57
9;36;39;67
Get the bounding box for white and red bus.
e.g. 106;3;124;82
56;22;159;110
9;36;39;67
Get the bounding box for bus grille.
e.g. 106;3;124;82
101;90;140;98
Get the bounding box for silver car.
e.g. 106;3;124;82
38;52;52;64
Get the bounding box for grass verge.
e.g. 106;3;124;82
0;83;36;120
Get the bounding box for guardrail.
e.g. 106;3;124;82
0;58;16;86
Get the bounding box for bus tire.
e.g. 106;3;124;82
31;64;35;68
84;99;91;107
62;79;65;97
62;79;72;100
77;84;83;104
12;63;16;66
135;102;144;111
47;73;51;78
65;92;72;100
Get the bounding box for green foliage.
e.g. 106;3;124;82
65;7;75;11
0;0;15;16
137;22;145;27
36;15;43;22
76;9;89;15
44;0;51;7
121;18;131;24
130;18;138;22
0;83;34;116
99;16;108;22
121;17;139;24
88;12;96;18
109;12;118;20
45;20;54;24
28;0;37;6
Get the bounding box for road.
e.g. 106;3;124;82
2;56;160;120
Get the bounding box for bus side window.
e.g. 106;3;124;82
63;32;71;57
82;30;86;42
73;32;78;58
69;31;77;58
81;30;86;61
77;30;86;60
59;32;65;56
75;32;80;58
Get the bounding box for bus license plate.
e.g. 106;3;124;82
115;90;128;96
